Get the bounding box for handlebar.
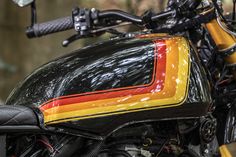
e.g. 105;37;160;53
26;9;143;38
25;4;212;39
99;10;143;24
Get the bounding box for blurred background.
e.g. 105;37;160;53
0;0;233;103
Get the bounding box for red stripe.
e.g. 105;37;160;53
40;40;167;111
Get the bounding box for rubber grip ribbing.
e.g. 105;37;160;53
26;16;73;38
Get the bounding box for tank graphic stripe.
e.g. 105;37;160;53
41;37;190;124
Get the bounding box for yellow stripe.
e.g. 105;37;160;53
44;37;190;124
220;145;233;157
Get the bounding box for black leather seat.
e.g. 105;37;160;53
0;105;38;126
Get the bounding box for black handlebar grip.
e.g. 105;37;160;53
26;16;74;38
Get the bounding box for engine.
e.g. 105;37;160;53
7;120;210;157
96;121;197;157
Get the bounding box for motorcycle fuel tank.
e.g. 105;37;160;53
6;35;211;136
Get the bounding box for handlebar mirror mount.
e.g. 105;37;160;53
12;0;34;7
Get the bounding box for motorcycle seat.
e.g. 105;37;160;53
0;105;40;132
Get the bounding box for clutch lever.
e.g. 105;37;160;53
62;7;96;47
62;7;134;47
62;34;82;47
62;33;103;47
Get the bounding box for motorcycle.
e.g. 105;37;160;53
1;0;236;156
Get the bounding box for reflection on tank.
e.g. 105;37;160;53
6;35;211;134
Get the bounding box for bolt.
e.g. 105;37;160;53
204;149;209;154
94;20;98;24
91;8;96;12
74;16;80;22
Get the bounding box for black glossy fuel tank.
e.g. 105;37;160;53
6;35;211;136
